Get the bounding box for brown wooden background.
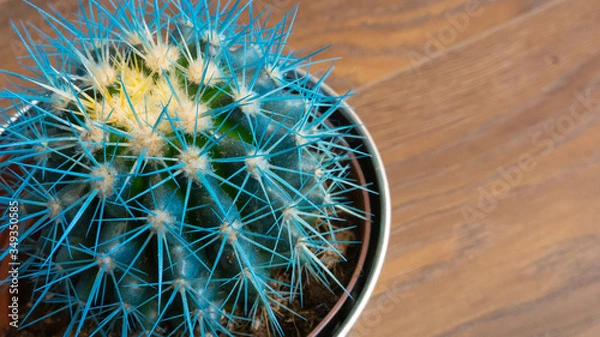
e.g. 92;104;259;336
1;0;600;336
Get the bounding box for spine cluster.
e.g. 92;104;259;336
0;1;366;336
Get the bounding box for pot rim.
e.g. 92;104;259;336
306;74;391;337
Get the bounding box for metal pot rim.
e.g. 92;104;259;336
290;69;390;336
311;77;391;337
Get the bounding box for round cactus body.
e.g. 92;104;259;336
0;1;365;336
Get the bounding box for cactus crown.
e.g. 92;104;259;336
0;1;367;336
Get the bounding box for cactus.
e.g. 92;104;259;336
0;1;367;336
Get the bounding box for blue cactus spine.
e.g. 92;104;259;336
0;0;369;336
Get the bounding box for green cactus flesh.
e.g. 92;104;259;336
0;1;367;336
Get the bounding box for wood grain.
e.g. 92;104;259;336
269;0;555;92
347;0;600;336
0;0;599;336
0;0;560;90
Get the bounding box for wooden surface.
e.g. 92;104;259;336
1;0;600;336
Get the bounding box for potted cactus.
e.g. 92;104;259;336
0;1;390;336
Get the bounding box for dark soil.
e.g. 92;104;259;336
1;228;359;337
229;228;358;337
